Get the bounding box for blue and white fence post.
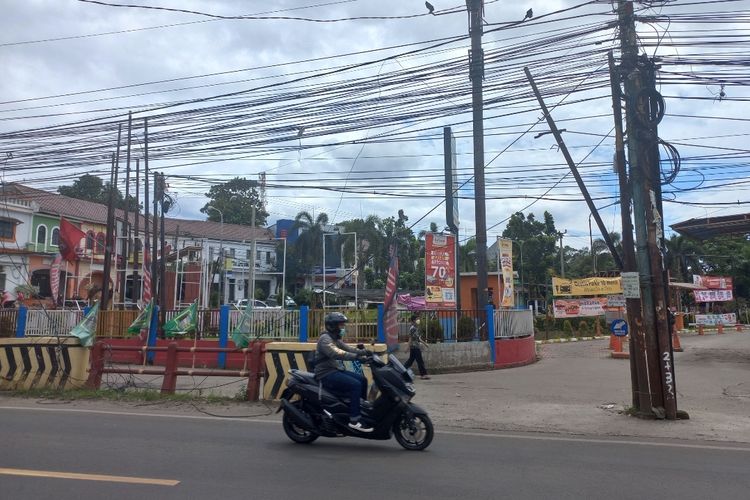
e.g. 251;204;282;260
377;304;385;343
147;305;159;364
486;304;496;366
15;306;27;338
299;305;309;342
218;304;230;368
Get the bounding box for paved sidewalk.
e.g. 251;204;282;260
2;332;747;443
418;331;750;443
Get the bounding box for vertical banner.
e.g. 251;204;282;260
425;233;456;309
499;238;514;308
383;243;400;346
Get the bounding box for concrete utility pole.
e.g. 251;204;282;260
102;124;122;311
617;0;678;419
119;111;132;309
467;0;488;308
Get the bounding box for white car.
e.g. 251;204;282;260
234;299;274;310
267;294;297;307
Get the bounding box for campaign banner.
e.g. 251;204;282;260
695;313;737;326
499;238;514;308
694;289;733;302
693;275;733;290
553;298;608;319
425;233;456;308
552;277;622;296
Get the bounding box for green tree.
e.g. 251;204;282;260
290;211;329;277
200;177;268;226
502;211;559;302
58;173;138;211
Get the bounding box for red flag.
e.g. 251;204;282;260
59;217;85;263
383;243;400;346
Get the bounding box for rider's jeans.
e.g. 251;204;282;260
321;370;368;420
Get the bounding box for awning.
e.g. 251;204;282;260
670;212;750;240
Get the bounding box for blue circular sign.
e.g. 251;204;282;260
610;319;629;337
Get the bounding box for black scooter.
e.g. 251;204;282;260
277;349;434;451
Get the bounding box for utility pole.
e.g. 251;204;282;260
467;0;488;308
134;158;140;303
557;230;567;278
618;0;678;419
102;124;122;310
250;206;257;305
609;50;652;413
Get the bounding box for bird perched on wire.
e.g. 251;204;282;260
524;8;533;20
425;1;435;15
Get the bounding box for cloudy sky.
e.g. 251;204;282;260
2;0;749;251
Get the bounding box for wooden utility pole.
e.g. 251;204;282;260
608;50;652;413
133;158;140;302
617;0;677;419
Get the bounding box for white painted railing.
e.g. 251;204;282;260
25;310;82;336
229;308;300;339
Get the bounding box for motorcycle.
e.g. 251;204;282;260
277;348;434;451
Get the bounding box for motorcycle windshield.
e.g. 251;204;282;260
388;354;415;382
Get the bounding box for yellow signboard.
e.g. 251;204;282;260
552;277;622;297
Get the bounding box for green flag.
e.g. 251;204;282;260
127;301;153;337
70;303;99;347
163;301;197;338
231;299;254;349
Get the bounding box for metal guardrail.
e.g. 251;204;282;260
494;309;534;338
25;309;82;336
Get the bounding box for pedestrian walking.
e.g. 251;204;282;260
405;314;430;380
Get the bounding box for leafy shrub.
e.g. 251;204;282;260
457;316;476;341
578;321;590;336
562;320;574;337
419;317;443;342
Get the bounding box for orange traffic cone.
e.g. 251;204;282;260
718;324;724;334
736;324;743;333
698;324;705;335
672;329;683;352
610;334;629;359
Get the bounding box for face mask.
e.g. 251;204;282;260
339;328;346;337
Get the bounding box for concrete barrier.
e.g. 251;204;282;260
263;342;387;400
494;336;537;369
395;341;491;372
0;337;89;390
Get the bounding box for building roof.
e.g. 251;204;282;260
1;183;273;243
670;212;750;240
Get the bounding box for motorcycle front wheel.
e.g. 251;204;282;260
393;413;434;451
282;402;319;444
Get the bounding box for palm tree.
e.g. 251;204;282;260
292;211;329;274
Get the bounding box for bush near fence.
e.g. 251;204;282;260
533;315;606;340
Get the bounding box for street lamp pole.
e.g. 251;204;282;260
207;206;224;305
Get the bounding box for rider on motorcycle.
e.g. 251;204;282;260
315;312;373;432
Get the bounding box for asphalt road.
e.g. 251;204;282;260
1;404;749;500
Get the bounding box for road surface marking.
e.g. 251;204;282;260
2;404;749;452
0;467;179;486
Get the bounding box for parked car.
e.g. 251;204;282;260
266;294;297;308
234;299;275;310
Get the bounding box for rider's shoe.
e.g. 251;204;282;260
348;420;374;433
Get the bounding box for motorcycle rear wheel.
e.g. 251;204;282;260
282;403;319;444
393;413;434;451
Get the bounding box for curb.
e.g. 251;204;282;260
536;336;608;345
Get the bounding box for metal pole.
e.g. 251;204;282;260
353;232;358;310
468;0;488;308
120;111;132;309
589;213;596;274
134;158;140;302
281;237;287;309
558;230;566;278
250;206;256;306
322;231;326;309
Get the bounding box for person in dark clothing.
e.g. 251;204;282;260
404;314;430;380
314;311;373;432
